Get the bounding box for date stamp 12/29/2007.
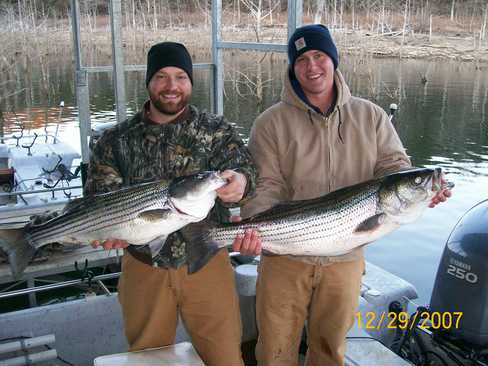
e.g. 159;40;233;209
356;311;463;330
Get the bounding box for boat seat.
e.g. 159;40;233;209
93;342;204;366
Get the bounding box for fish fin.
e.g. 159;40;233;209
147;236;167;257
0;228;36;278
62;196;87;213
354;213;386;233
138;209;172;223
180;219;221;274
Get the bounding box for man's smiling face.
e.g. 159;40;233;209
293;50;335;100
148;66;192;115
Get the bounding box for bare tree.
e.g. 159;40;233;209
401;0;410;46
332;0;337;28
241;0;280;42
193;0;210;28
351;0;356;30
152;0;158;31
314;0;326;24
481;3;488;42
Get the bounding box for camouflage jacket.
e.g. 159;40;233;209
84;102;257;268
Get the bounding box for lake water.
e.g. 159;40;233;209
1;50;487;306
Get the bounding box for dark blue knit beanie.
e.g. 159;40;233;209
145;42;193;87
287;24;339;70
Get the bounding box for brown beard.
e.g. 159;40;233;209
149;91;190;115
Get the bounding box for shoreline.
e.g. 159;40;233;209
1;26;487;69
338;30;488;64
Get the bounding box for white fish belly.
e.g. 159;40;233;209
261;216;400;256
256;202;380;256
58;214;193;246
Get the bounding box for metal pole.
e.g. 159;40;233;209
0;273;120;299
287;0;303;39
71;0;91;166
71;0;82;71
0;103;4;144
27;277;36;307
211;0;224;115
0;335;55;354
110;0;127;124
0;350;58;366
0;185;83;198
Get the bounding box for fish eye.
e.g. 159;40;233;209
414;176;423;185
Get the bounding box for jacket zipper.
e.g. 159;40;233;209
325;114;334;192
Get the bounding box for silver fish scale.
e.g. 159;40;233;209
210;183;381;256
28;182;170;246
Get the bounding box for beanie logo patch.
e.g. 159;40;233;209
295;37;306;51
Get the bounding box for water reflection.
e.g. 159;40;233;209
0;52;487;305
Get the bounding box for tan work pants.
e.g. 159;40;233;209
117;249;244;366
255;255;364;366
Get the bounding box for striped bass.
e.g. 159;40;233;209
183;168;454;273
0;171;227;277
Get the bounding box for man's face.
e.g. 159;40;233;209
148;66;192;115
293;50;335;98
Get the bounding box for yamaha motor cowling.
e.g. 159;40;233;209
430;199;488;349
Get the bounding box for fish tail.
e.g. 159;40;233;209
181;219;222;274
0;228;36;278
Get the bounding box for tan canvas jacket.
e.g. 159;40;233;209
241;69;412;265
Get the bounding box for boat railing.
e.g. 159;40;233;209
0;272;120;300
0;184;83;199
4;132;62;148
0;255;247;302
0;180;82;206
13;174;81;187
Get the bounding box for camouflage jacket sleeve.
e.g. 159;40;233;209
207;115;257;206
83;129;124;195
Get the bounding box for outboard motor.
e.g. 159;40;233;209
429;199;488;348
393;200;488;365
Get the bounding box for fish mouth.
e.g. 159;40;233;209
169;171;224;219
211;171;228;190
169;198;210;220
170;201;187;215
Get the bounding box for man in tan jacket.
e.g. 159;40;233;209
232;24;451;365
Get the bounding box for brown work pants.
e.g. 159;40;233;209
117;249;244;366
255;255;364;366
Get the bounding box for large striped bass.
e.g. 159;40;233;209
0;171;227;277
183;168;453;272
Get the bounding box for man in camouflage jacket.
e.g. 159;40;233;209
87;42;257;366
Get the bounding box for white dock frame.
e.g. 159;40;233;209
71;0;303;164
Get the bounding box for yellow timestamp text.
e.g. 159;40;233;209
355;311;463;330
